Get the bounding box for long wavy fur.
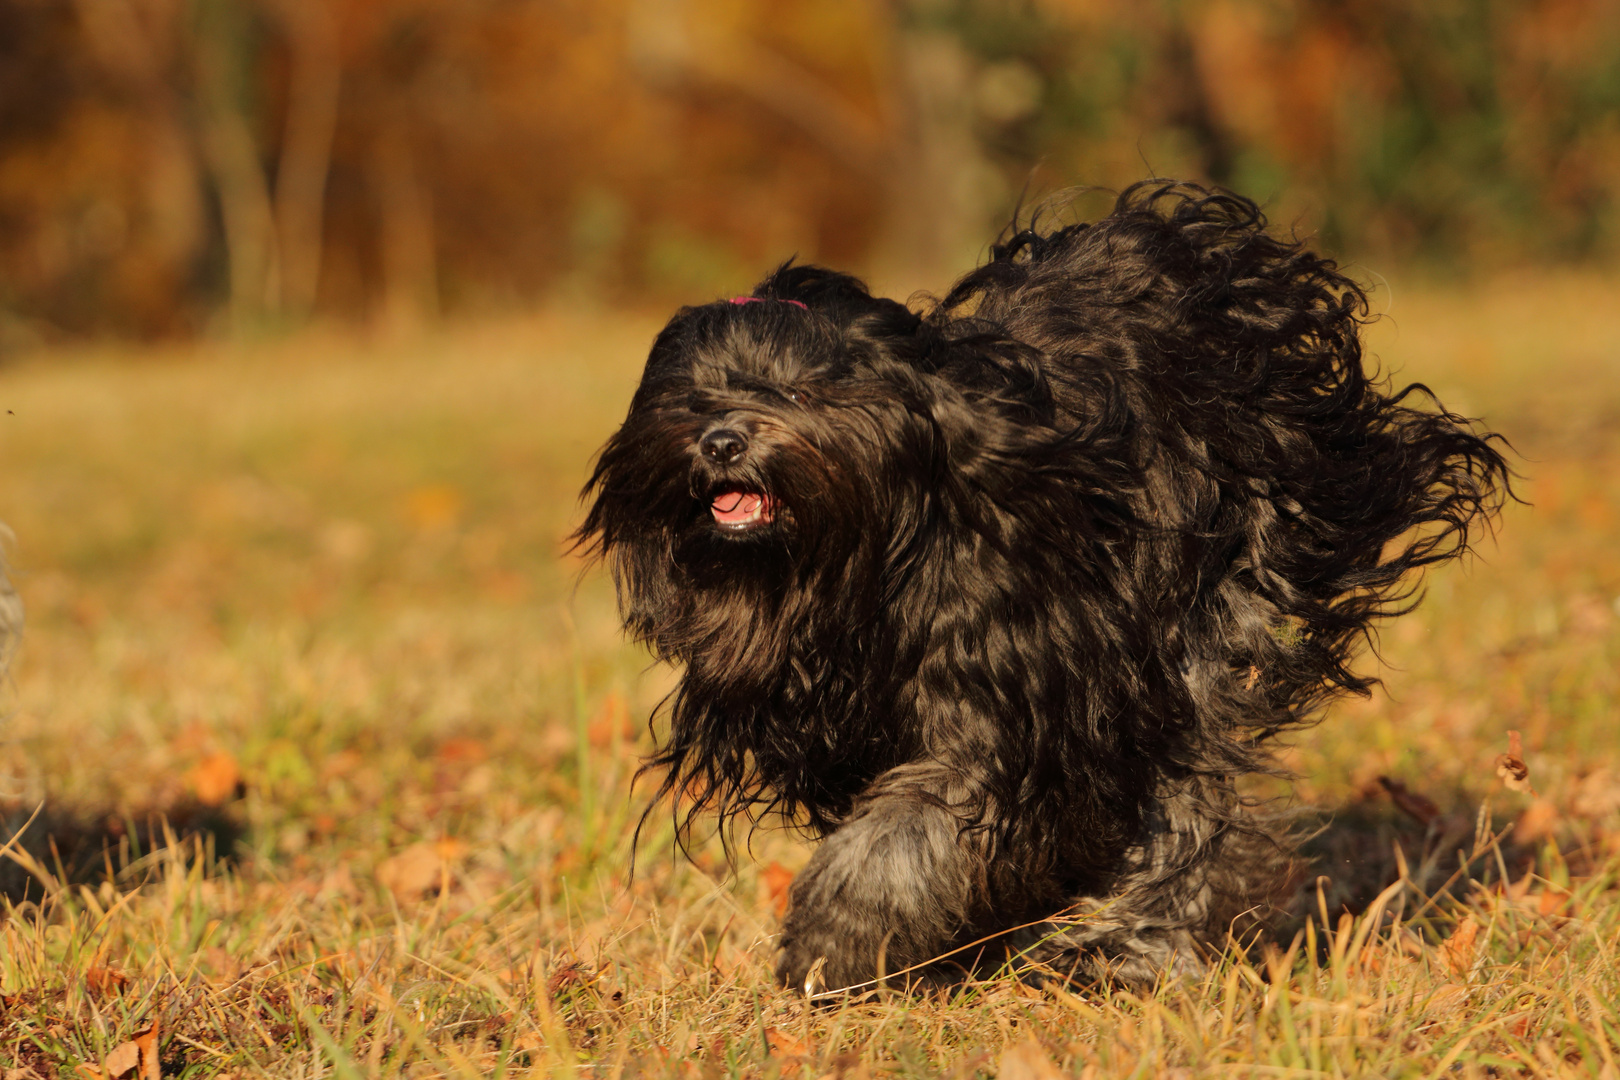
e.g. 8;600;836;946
577;182;1509;990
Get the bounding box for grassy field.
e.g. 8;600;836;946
1;273;1618;1078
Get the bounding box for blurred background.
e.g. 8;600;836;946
4;0;1620;349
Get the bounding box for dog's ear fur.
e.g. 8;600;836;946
750;261;1132;523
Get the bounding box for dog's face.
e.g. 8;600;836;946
646;306;853;548
580;296;943;626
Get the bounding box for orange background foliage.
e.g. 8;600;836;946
2;0;1618;341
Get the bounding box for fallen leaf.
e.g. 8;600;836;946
761;862;795;918
1378;776;1441;826
187;752;243;806
200;947;242;985
84;967;129;996
1537;886;1572;918
765;1028;809;1057
997;1040;1064;1080
765;1028;810;1078
376;840;462;900
435;737;488;764
320;750;364;779
78;1022;158;1080
1567;592;1613;635
1507;868;1535;903
1395;927;1427;957
1572;768;1620;818
1513;799;1559;843
815;1052;869;1080
1428;983;1470;1011
1244;665;1261;691
78;1045;133;1080
1440;916;1481;978
133;1026;159;1080
1494;730;1538;796
405;485;462;530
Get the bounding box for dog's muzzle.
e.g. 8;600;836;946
696;426;775;531
700;428;748;464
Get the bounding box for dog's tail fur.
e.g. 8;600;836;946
932;182;1512;976
937;181;1510;741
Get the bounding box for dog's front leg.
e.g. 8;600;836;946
775;765;979;995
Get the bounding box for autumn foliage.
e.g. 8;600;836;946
2;0;1619;343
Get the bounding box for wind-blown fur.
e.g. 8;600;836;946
577;182;1509;992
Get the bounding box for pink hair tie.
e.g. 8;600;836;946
730;296;808;310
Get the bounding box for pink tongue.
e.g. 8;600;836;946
711;490;766;525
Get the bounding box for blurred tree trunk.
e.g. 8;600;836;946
269;0;341;321
875;27;998;291
70;0;208;314
629;0;998;291
1162;10;1234;187
371;117;438;332
192;0;280;327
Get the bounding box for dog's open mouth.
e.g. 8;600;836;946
710;487;774;531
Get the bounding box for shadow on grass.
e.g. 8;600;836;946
0;798;247;901
1281;781;1559;946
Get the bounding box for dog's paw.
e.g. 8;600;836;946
773;814;968;995
775;900;889;996
774;938;834;997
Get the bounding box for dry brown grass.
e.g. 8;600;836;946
0;274;1618;1078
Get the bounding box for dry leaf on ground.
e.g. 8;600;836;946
405;484;462;530
764;1028;810;1078
376;840;464;900
78;1023;159;1080
1572;768;1620;817
1427;984;1471;1013
435;737;488;764
764;1027;808;1057
186;752;243;806
996;1040;1064;1080
1440;916;1482;978
1514;799;1559;842
84;967;129;996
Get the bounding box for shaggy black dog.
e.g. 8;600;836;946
577;182;1509;993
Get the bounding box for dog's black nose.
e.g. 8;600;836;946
700;428;748;464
